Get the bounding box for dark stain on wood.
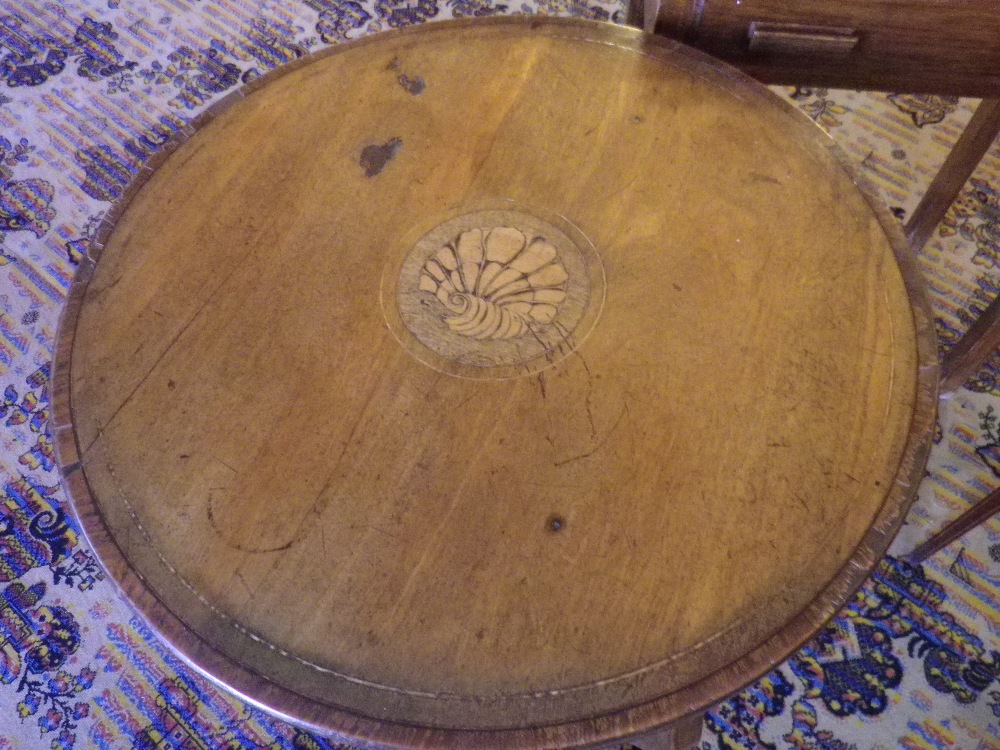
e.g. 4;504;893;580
398;74;425;94
359;138;402;177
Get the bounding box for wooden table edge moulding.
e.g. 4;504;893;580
49;17;938;750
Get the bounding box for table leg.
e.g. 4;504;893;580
601;711;704;750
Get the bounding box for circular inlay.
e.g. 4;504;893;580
384;207;605;378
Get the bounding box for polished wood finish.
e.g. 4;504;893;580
53;18;938;749
643;0;1000;96
635;0;1000;585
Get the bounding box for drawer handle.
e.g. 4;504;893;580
748;22;859;57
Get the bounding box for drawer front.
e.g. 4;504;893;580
646;0;1000;95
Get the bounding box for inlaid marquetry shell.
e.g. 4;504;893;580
417;227;568;340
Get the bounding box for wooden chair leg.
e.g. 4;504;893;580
904;98;1000;254
906;484;1000;563
940;294;1000;393
901;98;1000;394
624;0;646;29
669;711;705;749
616;712;704;750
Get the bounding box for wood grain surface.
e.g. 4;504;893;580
52;18;938;749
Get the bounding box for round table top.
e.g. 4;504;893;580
53;17;937;750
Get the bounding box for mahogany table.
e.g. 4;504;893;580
51;17;938;750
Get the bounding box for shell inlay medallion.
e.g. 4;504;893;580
386;208;605;378
419;227;568;341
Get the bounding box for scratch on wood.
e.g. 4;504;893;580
234;569;252;597
554;404;628;467
206;495;295;554
577;353;597;440
748;171;782;185
212;455;238;474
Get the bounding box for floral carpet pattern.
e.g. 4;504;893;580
0;1;998;749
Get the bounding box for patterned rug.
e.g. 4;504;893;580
0;1;999;748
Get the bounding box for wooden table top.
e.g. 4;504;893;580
52;17;938;750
